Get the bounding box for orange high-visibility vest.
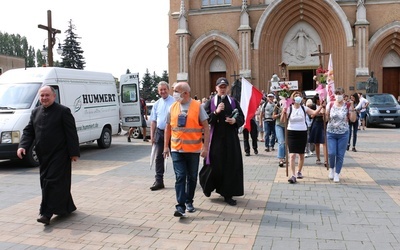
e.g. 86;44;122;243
170;100;203;152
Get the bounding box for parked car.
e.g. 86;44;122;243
365;93;400;128
131;102;154;139
303;90;317;99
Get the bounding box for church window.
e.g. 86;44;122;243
202;0;231;7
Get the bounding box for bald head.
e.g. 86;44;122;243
39;86;57;108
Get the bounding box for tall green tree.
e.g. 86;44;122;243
160;70;169;83
140;69;158;102
61;19;85;69
0;32;36;67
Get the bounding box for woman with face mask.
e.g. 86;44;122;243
325;87;357;183
281;91;325;184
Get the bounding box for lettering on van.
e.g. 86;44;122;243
74;94;117;113
76;123;99;131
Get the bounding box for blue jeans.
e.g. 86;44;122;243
263;120;276;148
171;152;200;210
275;124;285;159
327;131;349;174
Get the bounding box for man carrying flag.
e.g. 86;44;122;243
240;77;264;156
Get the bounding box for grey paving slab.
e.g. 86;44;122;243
0;127;399;249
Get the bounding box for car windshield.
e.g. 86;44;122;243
366;94;397;105
0;83;41;109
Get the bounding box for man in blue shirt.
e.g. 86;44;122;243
149;81;175;191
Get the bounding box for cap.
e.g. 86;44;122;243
267;93;274;97
216;77;229;86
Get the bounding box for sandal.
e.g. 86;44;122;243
316;159;321;165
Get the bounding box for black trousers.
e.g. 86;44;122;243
154;128;166;183
243;119;258;153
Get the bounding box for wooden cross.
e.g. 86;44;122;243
38;10;61;67
311;45;329;68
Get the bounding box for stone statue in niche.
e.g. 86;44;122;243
366;71;378;93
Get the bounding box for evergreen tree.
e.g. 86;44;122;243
61;19;85;69
160;70;169;83
140;69;159;102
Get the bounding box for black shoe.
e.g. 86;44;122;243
37;215;51;225
143;138;149;142
174;207;186;217
279;161;284;168
127;137;131;142
271;147;275;151
346;144;350;151
204;191;211;197
352;147;357;152
254;149;258;155
245;152;250;156
150;182;165;191
224;197;237;206
265;147;270;152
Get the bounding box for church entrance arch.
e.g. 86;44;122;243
209;56;227;96
382;51;400;96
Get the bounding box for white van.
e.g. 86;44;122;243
0;67;120;166
119;73;142;131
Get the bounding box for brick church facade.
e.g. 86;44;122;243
167;0;400;99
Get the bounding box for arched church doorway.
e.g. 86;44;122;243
383;67;400;97
209;72;225;97
382;51;400;97
209;56;227;97
289;69;315;91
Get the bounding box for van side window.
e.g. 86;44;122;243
121;84;138;103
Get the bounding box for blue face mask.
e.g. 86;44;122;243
294;96;302;104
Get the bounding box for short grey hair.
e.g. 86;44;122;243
158;81;169;90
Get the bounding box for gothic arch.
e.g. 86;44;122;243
189;30;240;96
369;21;400;74
252;0;352;87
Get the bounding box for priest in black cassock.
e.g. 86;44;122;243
17;86;80;225
202;77;245;206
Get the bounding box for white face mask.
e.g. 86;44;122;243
173;92;183;102
335;95;344;102
294;96;302;104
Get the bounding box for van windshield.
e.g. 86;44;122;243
367;94;397;105
0;83;41;109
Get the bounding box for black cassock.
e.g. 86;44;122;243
202;95;245;197
19;102;80;216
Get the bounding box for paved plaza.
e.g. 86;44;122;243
0;127;399;249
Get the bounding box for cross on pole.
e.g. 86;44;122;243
230;71;241;82
311;45;329;69
38;10;61;67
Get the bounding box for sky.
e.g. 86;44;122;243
1;1;170;79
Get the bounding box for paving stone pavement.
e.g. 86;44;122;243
0;127;399;249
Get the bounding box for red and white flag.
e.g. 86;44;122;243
326;54;335;103
240;77;263;132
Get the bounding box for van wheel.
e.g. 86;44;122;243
97;127;112;148
131;127;142;139
24;144;40;167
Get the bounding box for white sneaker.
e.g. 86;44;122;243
334;173;340;183
328;168;334;180
305;153;309;158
